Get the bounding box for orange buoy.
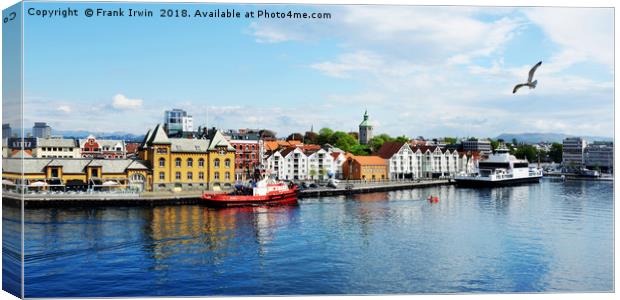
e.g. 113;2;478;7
428;195;440;203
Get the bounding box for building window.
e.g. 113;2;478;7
187;158;193;167
159;158;165;167
198;158;204;167
225;159;231;168
175;172;181;180
159;172;165;180
175;158;181;167
214;172;220;180
187;172;193;180
214;158;220;168
225;172;230;180
199;172;204;180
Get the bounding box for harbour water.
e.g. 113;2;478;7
4;178;613;297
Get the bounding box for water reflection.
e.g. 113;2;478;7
16;179;614;297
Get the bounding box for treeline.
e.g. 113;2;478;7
286;129;564;162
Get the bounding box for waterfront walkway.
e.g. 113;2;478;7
2;179;452;208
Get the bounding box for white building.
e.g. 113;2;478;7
34;138;80;158
376;142;419;179
264;146;348;180
164;109;193;136
562;137;586;169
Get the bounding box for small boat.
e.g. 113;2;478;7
428;195;439;203
201;177;298;207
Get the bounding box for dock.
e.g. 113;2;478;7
2;179;453;208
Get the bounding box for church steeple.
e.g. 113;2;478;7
358;110;373;145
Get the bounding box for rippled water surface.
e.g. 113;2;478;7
5;179;613;297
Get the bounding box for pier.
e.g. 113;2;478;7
2;179;453;208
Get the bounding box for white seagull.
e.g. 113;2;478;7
513;61;542;94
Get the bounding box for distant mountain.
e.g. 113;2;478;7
52;130;145;142
496;133;613;144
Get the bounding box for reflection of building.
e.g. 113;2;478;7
343;155;387;180
585;141;613;173
139;124;235;191
562;137;586;169
164;109;193;137
2;158;150;192
79;135;126;159
2;123;11;138
358;110;373;145
32;122;52;138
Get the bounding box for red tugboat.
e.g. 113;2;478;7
201;177;298;207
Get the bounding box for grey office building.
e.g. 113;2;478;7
32;122;52;139
585;141;613;173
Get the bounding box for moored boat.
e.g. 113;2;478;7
454;146;543;187
201;177;298;207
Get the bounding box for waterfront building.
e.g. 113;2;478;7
79;135;127;159
34;137;80;158
3;123;11;138
461;139;492;154
2;158;151;192
585;141;613;173
306;148;333;180
329;151;348;179
376;142;420;180
32;122;52;139
410;145;461;178
229;139;264;182
342;155;387;181
562;137;586;170
164;109;194;137
358;110;373;145
139;124;235;191
457;151;480;175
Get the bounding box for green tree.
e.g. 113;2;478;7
318;128;334;145
513;145;538;162
548;143;563;163
349;144;371;155
394;135;409;143
490;139;500;151
444;137;458;145
309;168;318;179
332;131;359;152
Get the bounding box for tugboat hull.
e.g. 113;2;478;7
201;188;298;207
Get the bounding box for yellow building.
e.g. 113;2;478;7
1;158;151;192
342;155;388;181
139;124;235;191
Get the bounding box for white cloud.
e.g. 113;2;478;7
523;7;613;71
112;94;143;110
57;105;72;113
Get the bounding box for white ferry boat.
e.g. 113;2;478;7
454;147;543;187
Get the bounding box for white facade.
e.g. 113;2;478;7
265;147;348;180
34;138;80;158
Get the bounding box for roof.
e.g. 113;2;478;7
37;138;77;148
411;145;441;153
11;150;33;159
349;155;386;165
376;142;407;159
148;124;170;144
141;129;152;148
207;130;235;151
170;138;211;153
279;147;297;158
264;141;280;151
78;139;125;149
2;158;150;174
125;143;140;154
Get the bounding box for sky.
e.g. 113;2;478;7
12;2;614;139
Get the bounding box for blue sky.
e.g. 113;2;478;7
16;2;614;138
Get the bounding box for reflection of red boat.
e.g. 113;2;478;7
201;178;298;207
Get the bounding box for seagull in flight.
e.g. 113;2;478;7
513;61;542;94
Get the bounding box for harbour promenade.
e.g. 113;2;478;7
2;179;452;208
